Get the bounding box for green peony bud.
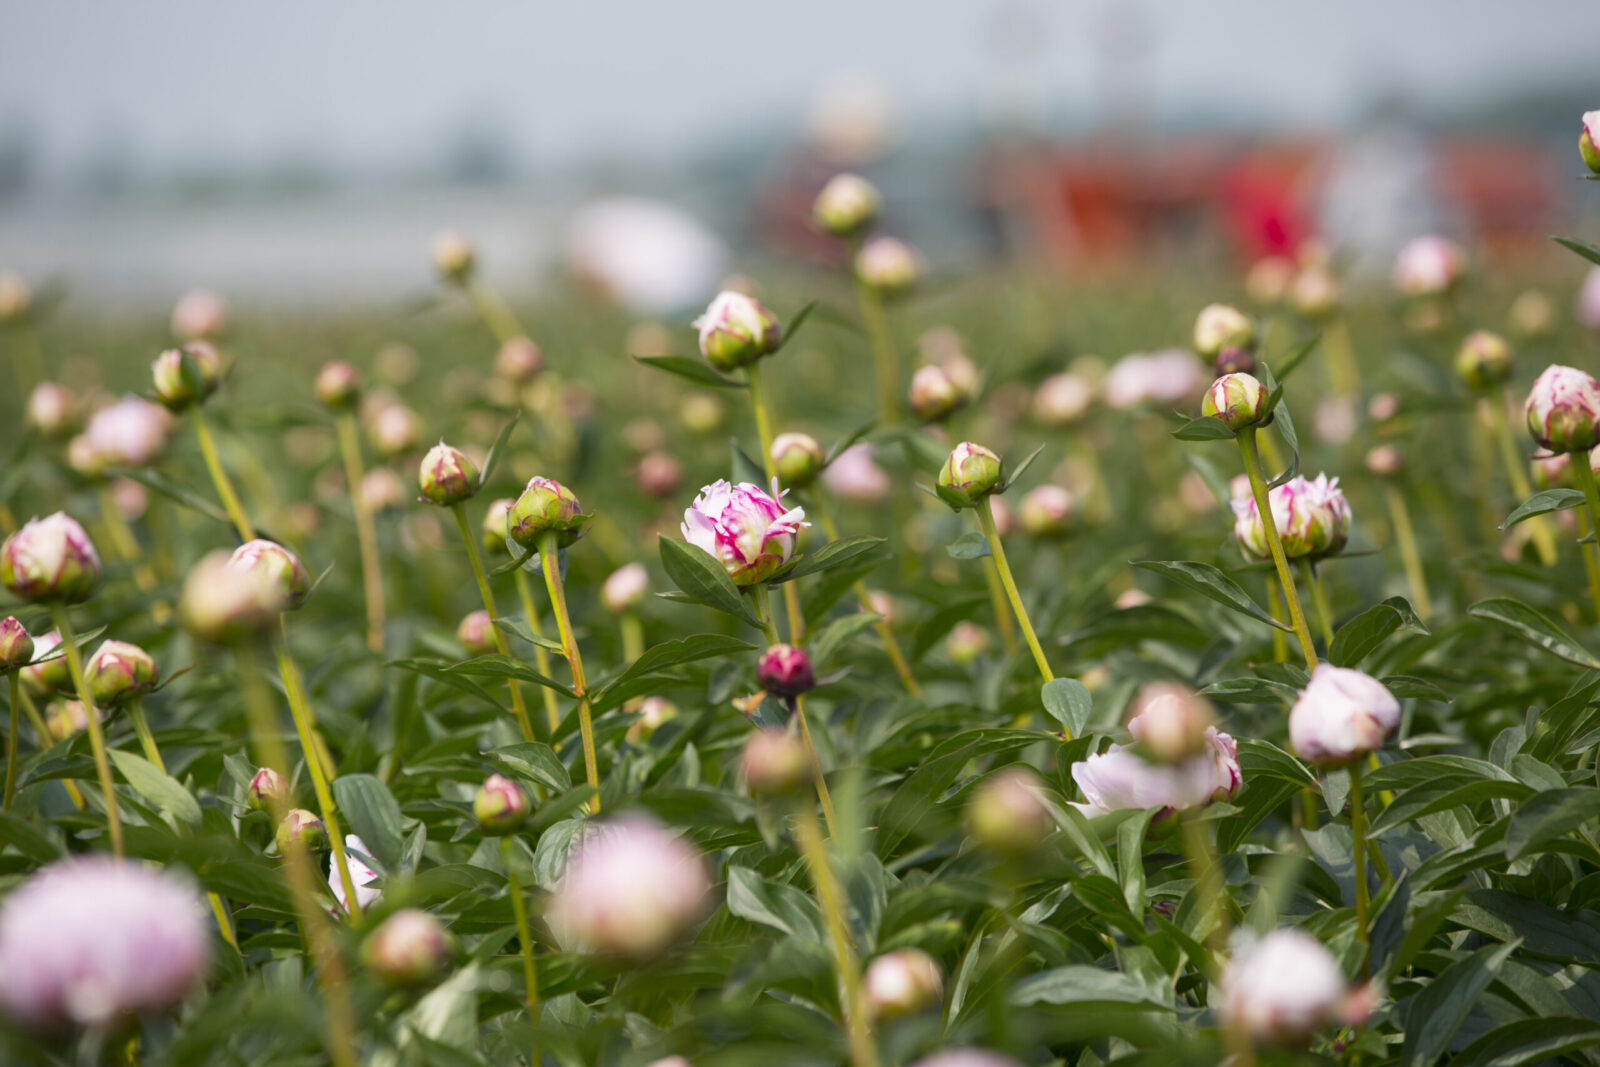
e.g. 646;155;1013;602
508;476;588;549
812;173;882;238
315;360;360;409
937;442;1003;510
0;616;34;672
1454;330;1512;391
473;773;528;835
84;639;158;708
276;808;326;852
248;767;288;812
1201;372;1270;433
770;432;824;490
417;442;480;506
362;908;453;987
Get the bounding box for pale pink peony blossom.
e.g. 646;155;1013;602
1393;235;1465;297
1526;364;1600;453
681;479;806;586
546;813;709;957
823;443;890;502
1231;473;1350;560
1219;928;1358;1043
1072;725;1241;817
83;395;171;468
332;834;383;914
1288;664;1400;765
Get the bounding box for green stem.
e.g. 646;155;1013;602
1266;576;1289;662
49;606;123;858
752;591;838;837
1487;396;1557;564
794;803;877;1067
193;407;255;541
1238;427;1319;668
127;699;163;770
620;612;644;712
539;532;598;809
1386;485;1432;622
1350;761;1370;978
1181;811;1227;967
8;324;43;396
465;279;526;345
975;497;1054;686
336;413;385;653
1299;559;1335;648
1572;457;1600;625
3;672;17;811
983;558;1018;656
500;837;541;1065
855;278;900;428
811;492;920;697
513;567;564;735
451;504;535;743
746;359;806;642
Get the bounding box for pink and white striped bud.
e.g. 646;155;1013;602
757;643;814;697
473;773;528;835
967;766;1053;854
495;336;544;383
1032;372;1094;427
151;343;222;411
692;290;781;372
1231;474;1350;561
863;948;944;1020
81;396;171;469
771;432;824;490
1127;681;1216;764
25;383;76;438
315;361;360;410
84;640;158;708
813;173;881;238
229;539;312;611
1;513;102;604
456;610;496;656
1201;372;1270;432
1582;111;1600;174
369;404;422;459
1219;928;1354;1043
0;617;32;672
509;476;588;548
1072;727;1241;817
170;288;227;341
1288;664;1400;766
1193;304;1255;358
680;479;806;586
546;814;710;957
332;835;383;913
946;621;990;664
854;236;920;298
1018;484;1073;539
602;562;649;614
1526;364;1600;453
823;443;890;502
1455;330;1512;391
247;767;287;811
908;364;967;422
626;695;679;743
740;728;809;797
432;231;476;282
417;442;480;506
1394;235;1466;298
276;809;326;853
362;908;451;987
937;442;1003;509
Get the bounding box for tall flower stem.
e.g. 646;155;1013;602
464;280;525;345
855;279;899;428
1298;560;1335;648
1577;510;1600;626
745;359;806;642
192;407;256;541
1570;456;1600;623
3;672;18;811
512;568;563;735
538;531;599;810
975;497;1054;685
810;493;920;697
48;606;123;858
1385;485;1432;621
983;560;1019;656
1266;577;1289;662
793;801;877;1067
1486;396;1557;564
500;836;541;1066
620;611;645;712
752;590;838;837
335;413;385;652
1237;427;1319;668
17;688;84;809
274;621;360;919
234;643;357;1067
1349;761;1371;978
1180;811;1228;961
450;504;535;744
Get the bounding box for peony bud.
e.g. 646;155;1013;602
482;498;515;553
179;551;281;643
863;948;943;1020
247;767;288;811
1290;263;1340;320
967;767;1053;854
170;288;227;341
692;290;782;371
230;540;312;611
1213;346;1256;377
151;343;222;411
909;1051;1022;1067
637;451;684;499
0;271;32;324
1073;726;1241;817
1201;372;1270;433
1394;235;1465;298
417;442;480;506
1582;111;1600;174
508;476;588;548
0;617;33;672
276;808;326;853
946;621;990;665
1018;484;1073;539
432;231;476;282
45;699;94;743
756;644;814;698
369;404;421;459
79;396;171;471
1244;256;1295;307
1455;330;1512;391
1219;928;1351;1044
1288;664;1399;765
473;773;528;835
1532;451;1572;489
740;728;809;797
84;640;158;708
19;631;67;697
771;432;824;490
680;480;805;586
1193;304;1255;358
908;364;967;422
361;468;406;514
1364;444;1405;479
937;442;1003;510
456;610;496;656
1032;372;1094;427
823;443;890;502
1;513;102;604
362;908;451;987
1231;474;1350;561
854;236;920;298
813;173;881;238
315;360;360;409
626;696;678;744
602;562;649;614
495;336;544;383
1525;364;1600;453
24;382;76;438
1126;681;1216;764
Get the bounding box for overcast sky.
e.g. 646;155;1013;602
2;0;1597;176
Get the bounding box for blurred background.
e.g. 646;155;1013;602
1;0;1598;314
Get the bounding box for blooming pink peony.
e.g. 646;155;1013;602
0;856;210;1029
1072;724;1241;817
680;479;806;586
332;834;383;914
1219;928;1355;1043
1288;664;1400;765
1231;473;1350;561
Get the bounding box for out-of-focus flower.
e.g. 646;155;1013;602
81;396;171;469
1313;395;1359;447
921;327;979;392
1509;289;1556;339
25;383;76;438
1018;484;1073;539
1455;330;1512;391
1201;372;1269;432
0;617;33;672
171;289;227;341
1288;664;1400;765
1;513;101;604
1103;350;1206;410
679;393;725;435
151;343;223;411
432;231;476;282
1577;268;1600;330
1394;235;1466;298
361;468;407;514
626;696;678;743
637;451;684;499
1365;444;1405;479
909;1051;1022;1067
566;197;728;316
1582;111;1600;174
369;404;422;459
509;476;588;548
456;610;496;656
772;432;824;490
84;640;158;708
1072;726;1241;817
332;835;383;913
19;631;67;696
417;442;480;506
1193;304;1255;358
315;361;360;409
45;699;94;743
546;813;710;957
854;236;920;298
248;767;287;812
740;728;809;797
1245;256;1295;306
757;644;814;698
1032;372;1094;426
1127;681;1217;764
179;550;282;643
1219;928;1358;1043
692;290;781;372
909;363;968;421
938;442;1003;509
602;562;649;614
482;498;515;553
362;909;451;988
967;766;1054;854
0;271;32;323
680;480;805;586
1213;346;1256;376
947;620;990;664
866;589;896;625
863;948;943;1020
823;443;890;502
1231;474;1350;561
1526;364;1600;453
473;774;528;835
1532;451;1571;489
228;539;312;611
277;809;326;853
495;336;544;383
814;173;882;238
0;856;209;1029
1368;393;1401;424
1290;262;1340;320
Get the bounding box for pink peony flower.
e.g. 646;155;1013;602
680;479;806;586
1288;664;1400;765
0;856;210;1029
546;813;709;957
1393;235;1466;297
1576;267;1600;330
1219;928;1354;1043
822;443;890;502
1103;350;1206;410
1526;364;1600;454
332;835;383;914
83;395;171;469
1072;726;1241;817
0;512;102;604
1231;473;1350;560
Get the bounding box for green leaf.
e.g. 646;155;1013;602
1330;596;1428;667
1400;940;1518;1067
386;657;506;709
489;541;539;577
809;610;883;667
490;615;565;653
657;535;763;629
446;654;577;697
1469;598;1600;669
109;749;202;828
591;633;755;711
822;418;877;467
946;530;991;560
770;300;817;355
724;865;824;941
1171;416;1236;441
331;773;405;872
477;410;521;487
877;729;1042;857
1201;676;1300;704
1001;443;1046;488
1041;678;1093;737
1273;333;1321;383
1132;559;1291;631
631;354;743;388
1553;233;1600;269
103;465;231;525
1506;787;1600;860
491;742;572;794
1008;965;1172;1009
772;536;887;583
1235;738;1317;786
0;812;63;863
1453;1017;1600;1067
1499;488;1584;529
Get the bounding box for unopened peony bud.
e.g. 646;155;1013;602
771;432;824;489
1;513;102;604
1289;665;1399;766
369;404;421;458
692;290;781;371
813;173;881;238
45;699;93;743
1582;111;1600;175
315;360;360;409
1126;681;1216;764
967;766;1053;854
84;639;158;708
937;442;1003;509
0;271;32;323
417;442;480;506
432;231;476;282
1231;474;1350;561
626;696;678;743
457;610;496;656
170;288;227;341
151;343;222;411
946;620;990;664
0;617;33;672
19;631;67;696
1202;372;1270;432
740;728;809;797
546;814;710;957
863;948;943;1020
1245;256;1295;306
362;908;451;987
509;476;588;548
681;480;805;585
179;551;281;643
1219;928;1352;1044
482;498;515;553
25;382;76;438
908;364;967;421
248;767;288;811
473;773;528;834
1455;330;1512;391
276;808;326;852
495;336;544;383
1532;452;1572;489
1032;372;1093;426
229;539;312;611
602;562;649;614
1525;364;1600;453
854;236;920;298
1193;304;1255;358
757;644;814;698
1018;484;1073;538
1365;444;1405;479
